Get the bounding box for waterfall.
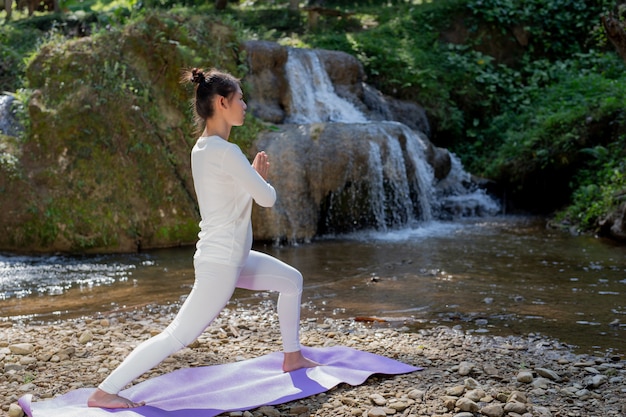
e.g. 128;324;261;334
0;94;22;137
366;141;387;230
284;48;367;124
438;154;501;217
265;46;500;238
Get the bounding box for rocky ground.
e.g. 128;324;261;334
1;301;625;417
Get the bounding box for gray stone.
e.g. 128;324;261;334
517;370;534;383
464;377;481;389
535;367;560;381
531;377;552;389
586;374;608;389
532;405;552;416
459;361;474;376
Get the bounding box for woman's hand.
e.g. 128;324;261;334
252;151;270;181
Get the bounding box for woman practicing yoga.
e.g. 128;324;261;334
88;68;318;409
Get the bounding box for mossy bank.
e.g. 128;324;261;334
0;11;265;253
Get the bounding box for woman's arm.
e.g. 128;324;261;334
225;146;276;207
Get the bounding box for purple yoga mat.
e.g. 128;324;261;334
19;346;421;417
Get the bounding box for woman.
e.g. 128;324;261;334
88;68;317;409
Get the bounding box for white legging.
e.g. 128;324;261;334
98;250;303;394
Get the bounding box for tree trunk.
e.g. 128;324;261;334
602;13;626;64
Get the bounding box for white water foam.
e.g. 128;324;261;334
284;48;367;124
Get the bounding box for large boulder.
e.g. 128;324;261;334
251;122;445;241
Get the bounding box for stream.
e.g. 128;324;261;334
1;215;624;357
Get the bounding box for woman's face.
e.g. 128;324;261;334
225;86;247;127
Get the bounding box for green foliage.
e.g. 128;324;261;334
484;54;626;178
466;0;610;56
555;137;626;231
0;24;42;92
2;0;626;246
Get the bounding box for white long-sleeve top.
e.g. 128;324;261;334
191;135;276;266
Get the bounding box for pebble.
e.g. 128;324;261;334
480;403;504;417
458;361;474;376
535;367;560;381
0;303;624;417
8;403;23;417
456;397;479;412
8;343;34;355
367;407;386;417
504;401;527;414
517;370;534;383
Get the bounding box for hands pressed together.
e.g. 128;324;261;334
253;151;270;181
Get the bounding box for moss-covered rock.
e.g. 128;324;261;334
0;11;246;253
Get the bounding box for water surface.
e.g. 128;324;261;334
1;216;624;356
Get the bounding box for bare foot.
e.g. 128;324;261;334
282;350;320;372
87;388;145;409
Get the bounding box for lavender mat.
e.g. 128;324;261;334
19;346;420;417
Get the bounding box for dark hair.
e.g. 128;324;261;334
182;68;241;130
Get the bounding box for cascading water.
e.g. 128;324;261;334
284;48;367;124
281;47;499;233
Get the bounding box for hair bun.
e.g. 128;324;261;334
191;68;205;85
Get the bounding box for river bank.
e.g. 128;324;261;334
2;302;625;417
